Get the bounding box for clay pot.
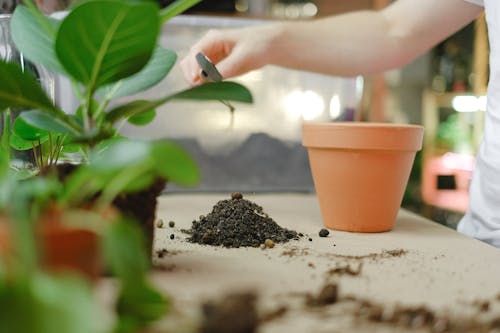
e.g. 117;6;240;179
0;205;101;282
302;122;423;232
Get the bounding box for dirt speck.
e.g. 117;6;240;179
319;229;330;237
200;292;258;333
305;283;338;307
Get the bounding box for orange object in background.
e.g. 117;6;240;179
422;152;474;213
302;122;423;233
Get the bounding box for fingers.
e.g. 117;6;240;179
180;29;235;85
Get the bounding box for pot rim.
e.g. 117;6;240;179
302;121;424;151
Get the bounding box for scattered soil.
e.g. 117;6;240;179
184;193;299;248
325;261;363;277
305;283;339;307
199;292;259;333
319;229;330;237
260;305;289;323
155;248;182;258
324;249;408;262
281;246;310;257
297;281;500;333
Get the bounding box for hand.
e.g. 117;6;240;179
180;24;283;85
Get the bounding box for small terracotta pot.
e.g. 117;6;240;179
302;122;423;232
0;206;102;282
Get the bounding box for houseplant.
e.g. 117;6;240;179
0;0;253;331
0;121;174;332
0;0;252;246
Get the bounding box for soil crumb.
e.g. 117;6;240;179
326;262;363;277
184;193;299;248
305;283;338;307
260;305;289;323
200;292;259;333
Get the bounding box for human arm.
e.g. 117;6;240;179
180;0;483;83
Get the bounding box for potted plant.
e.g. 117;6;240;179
0;120;183;332
0;0;253;331
0;0;253;247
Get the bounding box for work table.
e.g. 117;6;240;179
122;193;500;332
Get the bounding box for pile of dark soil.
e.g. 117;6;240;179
184;193;299;248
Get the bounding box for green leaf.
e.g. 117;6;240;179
170;82;254;102
102;46;177;99
9;133;42;150
11;5;65;74
89;140;151;171
105;82;253;124
127;109;156;126
32;273;105;333
159;0;202;23
115;282;169;330
1;113;11;155
105;100;156;125
55;0;160;90
0;61;58;113
103;220;149;284
152;141;199;186
19;110;79;135
13;116;49;141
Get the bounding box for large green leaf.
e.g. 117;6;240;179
32;274;105;333
159;0;202;23
152;141;199;186
55;0;160;91
10;133;36;151
170;81;254;102
11;5;64;74
0;61;57;113
89;140;151;172
19;110;79;135
103;220;149;284
102;46;177;99
127;109;156;126
13;116;49;141
105;81;253;124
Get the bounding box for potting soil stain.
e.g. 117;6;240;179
184;193;299;248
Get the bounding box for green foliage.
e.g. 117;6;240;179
11;5;62;73
0;273;105;333
3;0;252;172
0;0;254;331
55;1;160;91
0;61;59;114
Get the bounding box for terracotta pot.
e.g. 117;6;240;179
302;122;423;232
0;206;101;282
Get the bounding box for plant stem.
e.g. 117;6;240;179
83;89;92;134
48;132;54;165
31;142;40;170
38;137;44;169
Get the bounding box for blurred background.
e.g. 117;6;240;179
37;0;489;229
